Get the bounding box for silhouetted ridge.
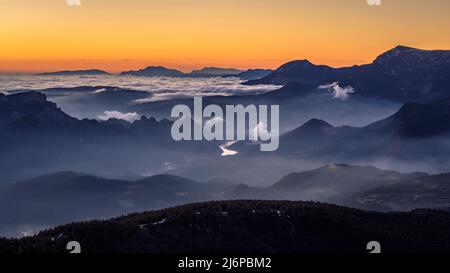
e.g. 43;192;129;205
39;69;111;76
120;66;185;77
2;200;450;253
190;67;243;76
0;92;74;129
363;99;450;137
247;46;450;101
297;118;334;131
246;60;336;85
373;45;450;73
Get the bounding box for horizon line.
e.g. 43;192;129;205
0;44;447;75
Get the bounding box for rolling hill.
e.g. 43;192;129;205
2;200;450;253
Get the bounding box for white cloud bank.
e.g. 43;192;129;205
0;76;280;103
319;82;355;100
97;111;140;122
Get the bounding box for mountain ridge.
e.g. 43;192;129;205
2;200;450;253
39;69;111;76
245;45;450;101
120;66;185;77
0;163;440;237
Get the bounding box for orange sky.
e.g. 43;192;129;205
1;0;450;73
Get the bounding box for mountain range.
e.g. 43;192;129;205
6;86;151;118
38;67;269;79
2;89;450;186
4;45;450;253
39;66;265;80
2;162;450;237
245;46;450;101
34;46;450;102
0;172;230;237
231;95;450;163
119;66;272;80
120;66;186;77
0;91;221;182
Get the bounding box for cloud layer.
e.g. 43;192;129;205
1;75;280;102
97;111;140;122
319;82;355;100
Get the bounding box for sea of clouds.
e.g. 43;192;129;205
0;75;280;102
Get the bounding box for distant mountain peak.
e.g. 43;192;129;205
373;45;450;72
278;59;314;70
144;66;171;70
190;67;243;76
363;98;450;137
392;45;420;52
281;118;335;141
0;91;76;130
300;118;334;130
120;66;185;77
376;45;423;59
298;59;313;65
7;91;48;104
39;69;111;76
244;59;335;85
246;45;450;101
140;115;157;122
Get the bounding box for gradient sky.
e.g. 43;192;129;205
1;0;450;73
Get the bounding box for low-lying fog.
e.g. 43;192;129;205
0;74;279;102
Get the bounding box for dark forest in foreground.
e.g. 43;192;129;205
1;200;450;254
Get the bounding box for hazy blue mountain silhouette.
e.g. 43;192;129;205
361;98;450;137
231;96;450;164
120;66;247;78
350;173;450;211
0;172;231;236
245;46;450;101
190;67;243;76
1;163;446;237
7;86;150;117
0;92;220;182
120;66;185;77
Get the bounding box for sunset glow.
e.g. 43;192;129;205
1;0;450;73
